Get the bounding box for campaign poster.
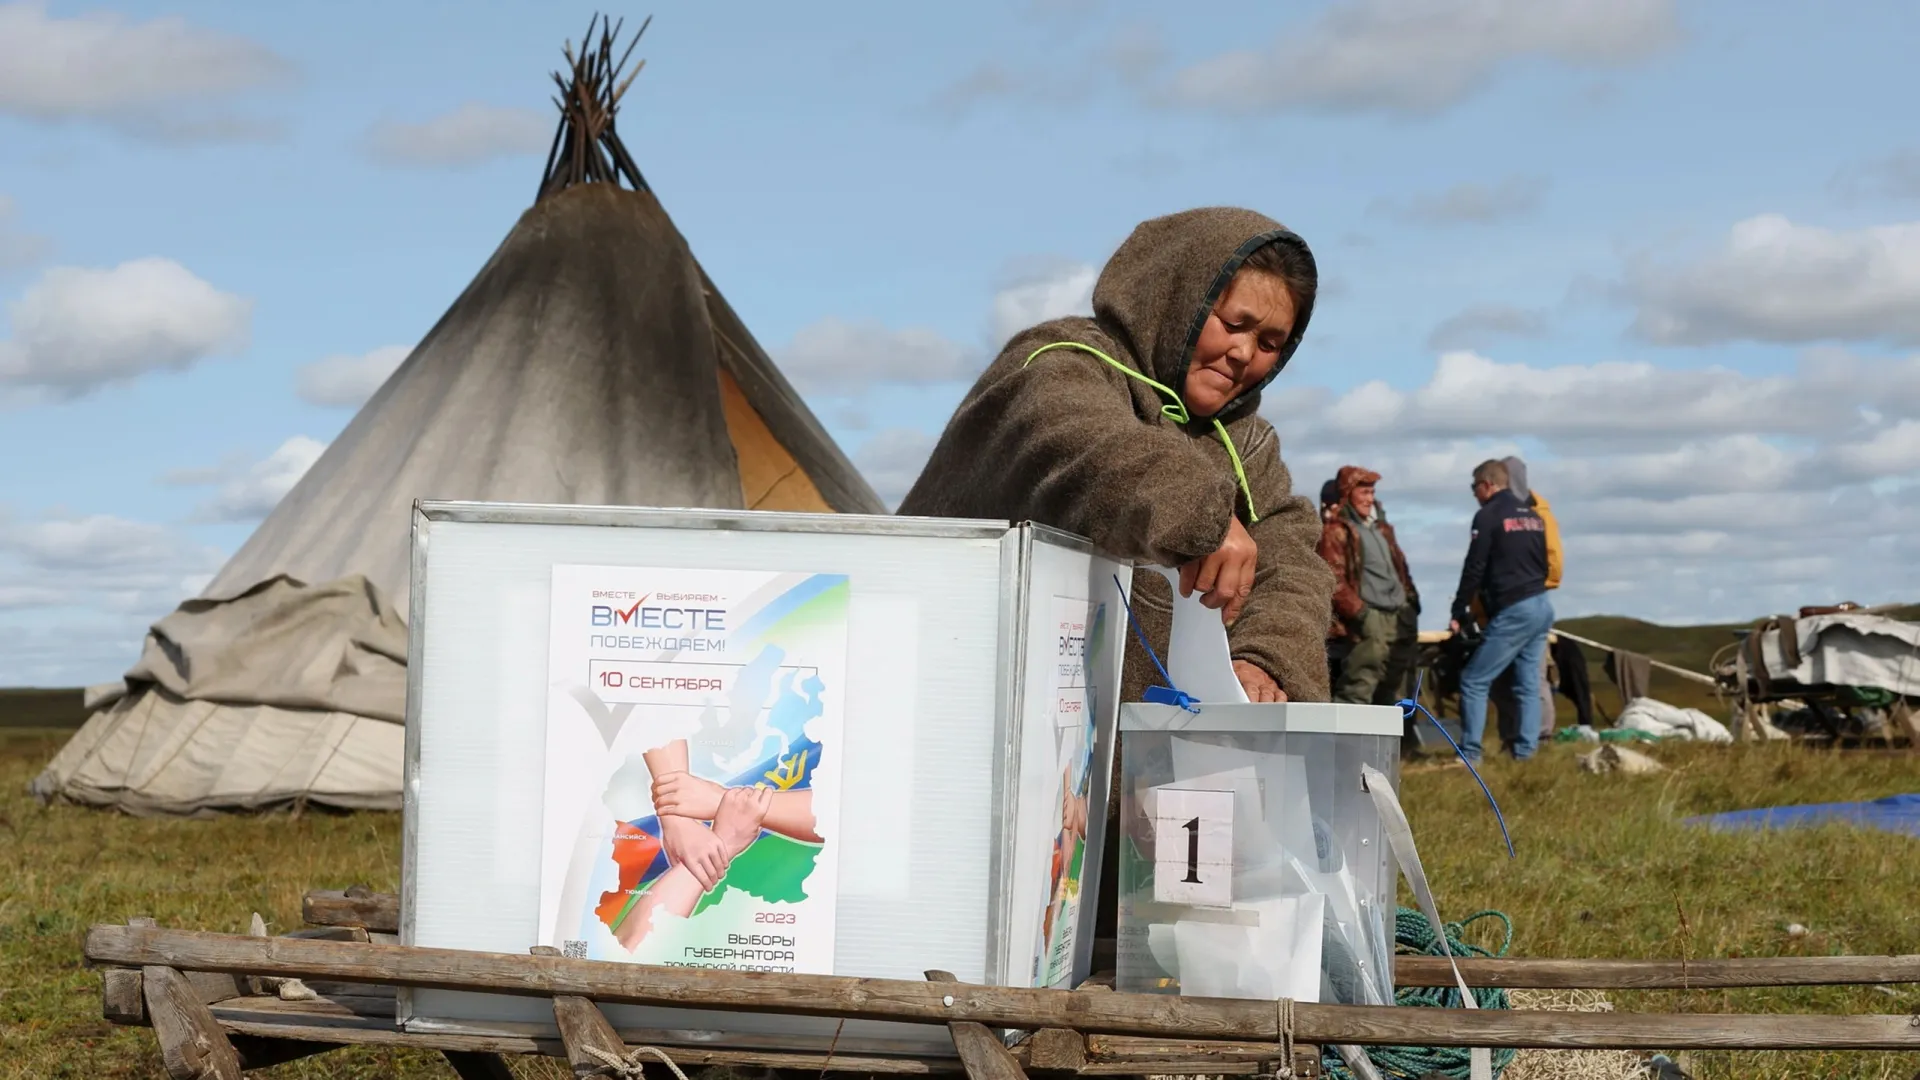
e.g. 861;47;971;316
1033;595;1106;987
538;565;849;974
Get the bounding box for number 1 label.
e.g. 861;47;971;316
1150;787;1234;907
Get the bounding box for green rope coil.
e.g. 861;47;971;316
1322;907;1517;1080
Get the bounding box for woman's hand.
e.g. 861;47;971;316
657;815;728;892
652;770;724;820
711;785;775;858
1179;516;1259;625
1233;660;1287;703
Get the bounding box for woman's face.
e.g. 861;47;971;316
1184;269;1297;418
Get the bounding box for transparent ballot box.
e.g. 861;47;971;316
398;501;1126;1056
1114;701;1403;1006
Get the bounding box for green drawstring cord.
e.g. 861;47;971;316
1023;341;1260;524
1210;416;1256;524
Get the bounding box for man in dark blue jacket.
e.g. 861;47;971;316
1448;458;1555;761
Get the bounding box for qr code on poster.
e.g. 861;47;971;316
562;940;588;959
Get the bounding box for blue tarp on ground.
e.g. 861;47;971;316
1685;793;1920;838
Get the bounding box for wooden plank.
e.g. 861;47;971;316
1395;954;1920;989
287;925;373;943
215;1013;552;1056
1085;1036;1320;1077
302;888;400;933
103;966;144;1024
535;943;634;1080
926;970;1028;1080
84;925;1920;1051
213;992;401;1026
105;917;155;1025
143;965;243;1080
218;1013;950;1072
207;990;1295;1078
1024;1028;1086;1075
182;970;244;1007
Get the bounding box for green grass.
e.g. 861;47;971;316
6;728;1920;1078
1412;741;1920;1079
0;728;448;1079
0;688;88;730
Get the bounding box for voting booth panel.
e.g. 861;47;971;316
1113;702;1402;1008
398;502;1124;1054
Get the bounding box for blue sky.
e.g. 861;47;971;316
3;0;1919;685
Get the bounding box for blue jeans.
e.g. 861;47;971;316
1458;593;1556;760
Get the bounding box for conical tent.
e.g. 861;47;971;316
32;18;879;815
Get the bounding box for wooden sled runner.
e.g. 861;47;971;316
84;888;1920;1080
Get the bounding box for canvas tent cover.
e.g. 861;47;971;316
32;58;882;814
208;182;880;607
1752;613;1920;697
31;576;408;815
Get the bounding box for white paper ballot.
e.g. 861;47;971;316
1150;565;1249;703
1149;895;1326;1001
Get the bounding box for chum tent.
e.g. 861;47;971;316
31;17;882;816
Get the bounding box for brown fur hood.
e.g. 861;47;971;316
897;207;1336;702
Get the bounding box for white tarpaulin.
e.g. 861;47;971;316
30;575;408;816
1755;614;1920;696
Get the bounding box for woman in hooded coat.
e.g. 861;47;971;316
897;207;1335;704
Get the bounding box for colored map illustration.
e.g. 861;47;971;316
595;678;827;935
540;566;849;972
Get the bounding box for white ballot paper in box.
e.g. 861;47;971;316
1149;566;1248;704
1143;894;1326;1000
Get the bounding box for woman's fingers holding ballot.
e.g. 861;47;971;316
1179;517;1259;625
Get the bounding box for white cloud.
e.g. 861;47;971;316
296;344;410;407
991;260;1097;346
0;1;292;143
1;513;217;575
779;259;1099;411
164;437;327;524
0;515;225;685
1299;352;1795;442
1374;175;1550;226
1270;348;1920;626
1624;214;1920;347
852;428;939;509
0;258;252;399
1163;0;1679;116
0;510;227;684
777;318;981;396
0;194;52;272
362;104;551;168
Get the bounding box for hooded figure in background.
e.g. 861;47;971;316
1316;466;1419;706
899;207;1335;705
1492;455;1563;742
